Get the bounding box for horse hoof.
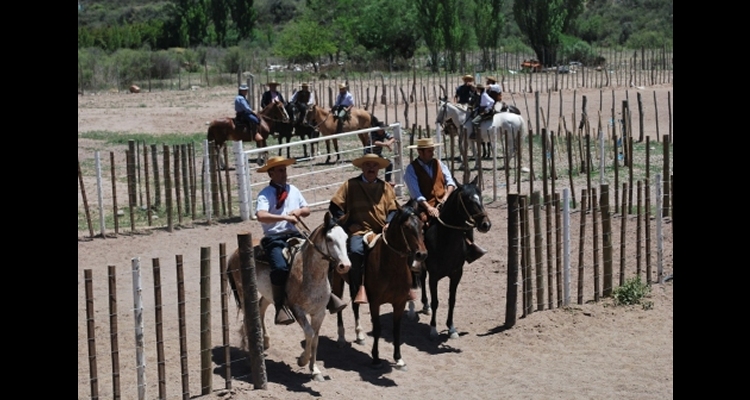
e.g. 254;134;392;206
312;373;325;382
355;338;366;346
449;329;459;339
421;305;431;315
429;327;439;340
394;359;407;371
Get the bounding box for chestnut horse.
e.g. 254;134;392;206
332;199;428;369
207;100;290;167
305;104;382;164
407;176;492;339
225;212;351;381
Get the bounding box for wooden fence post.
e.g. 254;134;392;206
200;247;212;395
238;233;268;389
108;266;121;399
601;184;613;297
176;255;190;400
505;194;519;328
85;269;99;400
152;259;166;400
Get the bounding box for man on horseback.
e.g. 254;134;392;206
260;80;286;108
235;84;263;142
470;83;495;140
329;154;398;305
289;82;314;126
403;137;487;263
256;156;347;325
332;83;354;132
454;74;475;106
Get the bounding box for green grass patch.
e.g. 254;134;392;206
79;131;206;146
612;276;652;308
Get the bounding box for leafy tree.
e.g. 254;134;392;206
352;0;419;68
475;0;504;71
513;0;582;66
230;0;256;40
274;19;336;72
210;0;229;46
414;0;444;73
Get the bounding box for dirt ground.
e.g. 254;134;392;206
78;81;673;400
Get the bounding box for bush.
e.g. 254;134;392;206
612;277;651;306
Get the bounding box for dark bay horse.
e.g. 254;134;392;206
305;104;380;164
207;100;290;167
332;199;428;369
275;102;320;160
225;212;351;381
408;176;491;339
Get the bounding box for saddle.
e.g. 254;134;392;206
234;113;258;134
332;106;351;122
253;237;306;264
500;104;521;115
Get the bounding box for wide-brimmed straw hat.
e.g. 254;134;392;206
257;156;295;172
486;76;497;83
462;74;474;82
351;153;390;169
475;83;485;90
266;80;280;86
300;82;310;89
407;137;443;149
338;83;347;90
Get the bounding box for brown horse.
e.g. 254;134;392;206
305;104;381;164
332;199;427;370
225;212;351;381
207;100;290;167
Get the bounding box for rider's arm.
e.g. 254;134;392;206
403;165;425;203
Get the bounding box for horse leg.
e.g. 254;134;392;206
445;271;464;339
325;139;332;164
369;302;383;368
259;296;272;350
297;308;326;382
419;270;431;315
392;303;407;370
428;273;441;339
334;139;340;163
332;272;348;347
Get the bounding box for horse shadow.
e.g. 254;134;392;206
211;346;324;396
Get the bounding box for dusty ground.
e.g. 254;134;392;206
78;81;673;400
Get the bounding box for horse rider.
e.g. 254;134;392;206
289;82;314;126
235;84;263;142
332;83;354;119
403;137;487;263
261;80;286;109
470;83;495;139
329;153;398;304
454;74;475;106
364;122;395;186
256;156;347;325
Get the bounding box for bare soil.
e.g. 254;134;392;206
78;82;673;400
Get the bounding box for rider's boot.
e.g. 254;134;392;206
327;293;347;314
271;284;295;325
464;230;487;264
351;253;368;304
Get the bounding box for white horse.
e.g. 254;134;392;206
226;212;351;382
435;97;474;164
463;103;528;170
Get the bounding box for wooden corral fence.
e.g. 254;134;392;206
79;180;673;399
79;83;672;239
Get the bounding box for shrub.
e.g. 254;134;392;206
612;276;651;306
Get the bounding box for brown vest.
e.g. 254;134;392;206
411;158;446;208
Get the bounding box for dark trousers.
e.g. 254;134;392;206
348;234;366;288
261;232;304;286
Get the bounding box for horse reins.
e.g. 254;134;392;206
381;211;417;258
436;190;487;230
295;217;337;264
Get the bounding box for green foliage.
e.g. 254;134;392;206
221;46;253;73
513;0;583;66
613;276;651;306
274;19;336;65
558;35;599;65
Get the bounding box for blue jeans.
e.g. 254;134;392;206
241;111;259;125
261;232;304;286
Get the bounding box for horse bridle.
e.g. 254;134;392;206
306;105;331;130
436;189;487;230
296;217;338;264
381;210;420;258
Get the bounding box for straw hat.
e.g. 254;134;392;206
486;76;497;83
351;153;390;169
338;83;347;90
238;84;249;91
407;137;443;149
462;74;474;82
266;80;280;86
257;156;295;172
475;83;485;90
300;82;310;89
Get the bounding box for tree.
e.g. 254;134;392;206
513;0;583;66
352;0;419;68
414;0;444;73
475;0;504;71
274;19;336;72
210;0;229;46
230;0;256;40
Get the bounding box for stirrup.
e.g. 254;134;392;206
353;285;368;304
275;306;295;325
327;294;347;314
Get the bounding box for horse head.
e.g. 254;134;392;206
443;176;491;234
436;97;448;125
260;100;290;123
395;199;428;271
322;211;351;275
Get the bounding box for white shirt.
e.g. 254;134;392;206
334;91;354;107
255;183;308;235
